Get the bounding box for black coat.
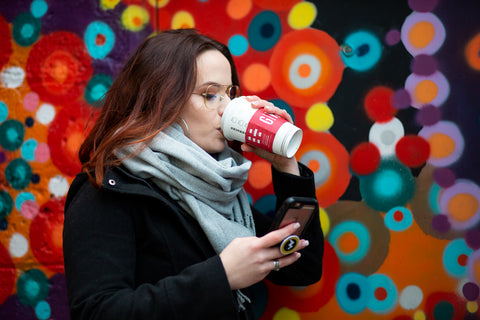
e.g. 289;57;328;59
63;163;324;320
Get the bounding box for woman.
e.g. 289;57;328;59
63;28;324;319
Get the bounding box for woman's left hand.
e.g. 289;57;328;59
241;96;300;176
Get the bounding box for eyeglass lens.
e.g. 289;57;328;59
204;84;239;109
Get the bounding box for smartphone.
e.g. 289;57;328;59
270;196;318;255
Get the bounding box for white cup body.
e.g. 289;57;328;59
221;97;303;158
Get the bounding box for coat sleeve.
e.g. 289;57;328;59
63;178;237;320
254;163;324;286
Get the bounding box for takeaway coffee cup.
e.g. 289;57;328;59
221;97;303;158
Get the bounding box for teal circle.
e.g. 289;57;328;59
228;34;249;56
428;182;442;214
15;191;35;211
359;159;415;212
84;21;115;59
336;272;371;314
16;269;49;307
5;158;32;190
35;300;51;320
0;101;8;122
85;73;112;106
0;119;25;151
367;274;398;313
384;206;413;231
341;30;382;71
329;221;370;263
433;301;454;320
247;11;282;52
270;99;294;122
12;12;40;47
31;0;48;18
253;194;277;219
21;138;38;161
443;238;472;278
0;190;14;220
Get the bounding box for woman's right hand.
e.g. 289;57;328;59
219;222;309;290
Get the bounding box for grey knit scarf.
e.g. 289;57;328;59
117;123;255;310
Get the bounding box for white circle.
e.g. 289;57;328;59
1;66;25;88
36;103;56;125
399;285;423;310
9;233;29;258
48;175;69;197
289;54;321;89
300;150;330;188
369;117;404;156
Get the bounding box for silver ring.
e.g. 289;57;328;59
273;260;280;272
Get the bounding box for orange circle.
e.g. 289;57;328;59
337;231;359;254
428;132;455;159
298;63;312;78
248;160;272;189
465;33;480;70
227;0;252;20
242;63;271;92
415;79;438;104
447;193;479;222
409;21;435;49
307;158;320;172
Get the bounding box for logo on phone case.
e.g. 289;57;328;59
280;235;300;255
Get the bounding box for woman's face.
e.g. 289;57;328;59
179;49;233;155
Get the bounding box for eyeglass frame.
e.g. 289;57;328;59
192;83;241;110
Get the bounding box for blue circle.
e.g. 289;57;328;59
0;190;14;220
0;101;8;122
248;11;282;52
25;117;35;127
5;158;32;190
35;300;51;320
443;238;472;278
329;221;371;263
85;74;112;105
341;30;382;71
336;273;371;314
367;274;398;313
12;12;40;47
31;173;40;184
15;191;35;211
228;34;248;56
21;138;38;161
270;99;295;122
253;194;277;219
31;0;48;18
359;159;415;212
84;21;115;59
384;206;413;231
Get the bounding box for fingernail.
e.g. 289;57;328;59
296;252;301;258
251;100;259;105
294;222;301;229
303;240;309;247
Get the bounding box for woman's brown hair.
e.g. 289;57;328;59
79;29;240;186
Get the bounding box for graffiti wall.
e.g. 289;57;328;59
0;0;479;319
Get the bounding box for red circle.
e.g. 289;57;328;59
270;29;344;107
457;254;468;267
349;142;381;175
364;86;397;122
393;210;404;222
0;15;12;69
395;135;430;168
374;287;388;301
30;197;66;273
0;243;15;305
26;31;93;105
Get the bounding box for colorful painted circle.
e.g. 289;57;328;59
329;220;370;263
270;29;344;107
341;30;382;72
395;134;430;168
418;121;464;167
0;191;13;220
442;238;472;278
16;269;49;307
359;159;415;212
85;73;113;106
349;142;381;176
26;31;93;105
385;206;413;231
439;179;480;230
369;117;405;157
0;15;13;69
12;12;41;47
401;12;446;56
5;158;32;190
84;21;116;59
336;272;371;314
367;273;398;314
0;119;25;151
405;71;449;108
0;243;16;305
248;10;282;52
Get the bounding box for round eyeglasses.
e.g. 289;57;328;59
193;84;241;110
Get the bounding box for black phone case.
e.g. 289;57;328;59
269;196;318;238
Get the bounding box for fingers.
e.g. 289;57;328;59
259;222;301;248
243;96;293;124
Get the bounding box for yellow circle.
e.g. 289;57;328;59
413;310;426;320
306;103;334;132
172;11;195;29
147;0;169;8
288;2;317;30
467;301;478;313
273;308;301;320
100;0;121;10
121;5;150;32
319;208;330;236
